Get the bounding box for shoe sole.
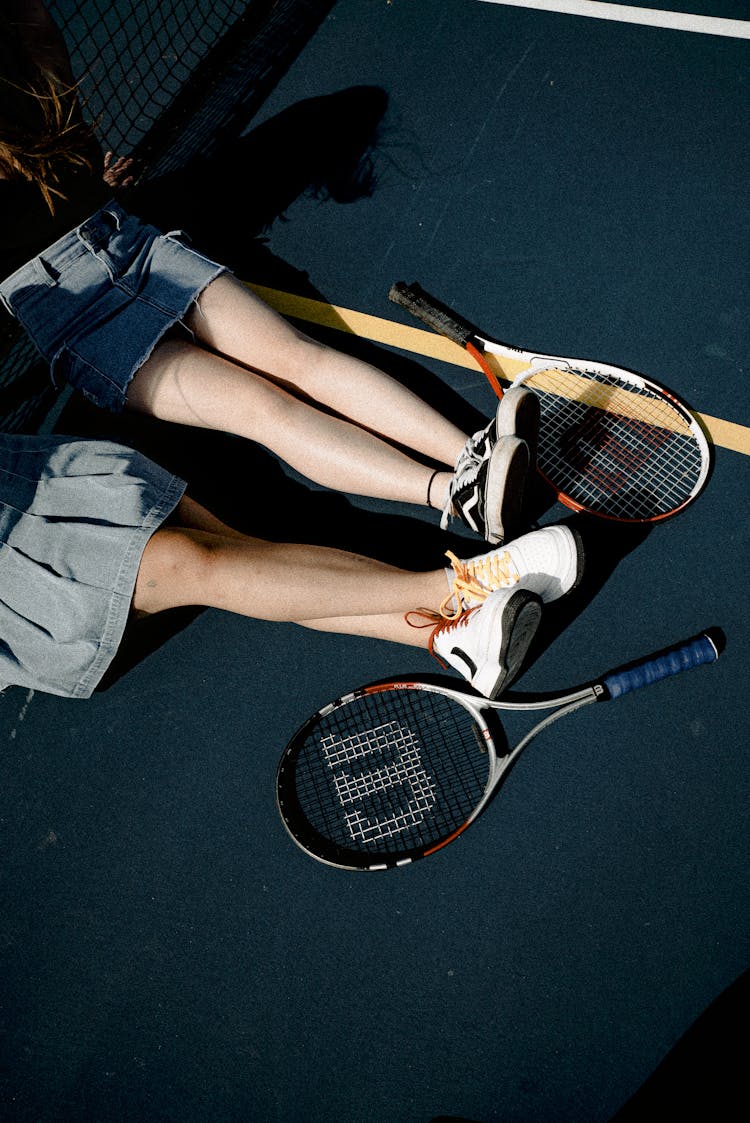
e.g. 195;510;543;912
567;526;586;593
484;436;530;545
532;524;586;600
473;589;542;699
496;388;540;471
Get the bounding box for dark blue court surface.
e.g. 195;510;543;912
1;2;748;1120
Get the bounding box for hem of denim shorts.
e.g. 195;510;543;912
70;470;187;699
110;264;229;413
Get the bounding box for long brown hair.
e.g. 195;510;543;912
0;8;97;212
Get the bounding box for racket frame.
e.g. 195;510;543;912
475;338;710;522
276;632;720;871
389;281;711;523
277;677;603;871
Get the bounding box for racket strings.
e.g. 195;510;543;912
527;367;705;519
527;366;692;432
319;720;437;843
292;689;492;856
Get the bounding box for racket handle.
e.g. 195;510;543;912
602;632;720;700
389;281;478;347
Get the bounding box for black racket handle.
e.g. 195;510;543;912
389;281;478;347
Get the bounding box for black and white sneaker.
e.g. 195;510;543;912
430;586;542;698
441;434;530;545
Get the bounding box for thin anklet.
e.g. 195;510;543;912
426;469;441;509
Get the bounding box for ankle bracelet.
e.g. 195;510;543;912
426;469;441;509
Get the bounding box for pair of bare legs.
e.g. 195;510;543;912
129;275;482;650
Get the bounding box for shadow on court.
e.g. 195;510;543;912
127;84;390;275
424;970;748;1122
609;969;748;1120
51;87;660;693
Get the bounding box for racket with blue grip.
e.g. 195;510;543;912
276;630;722;870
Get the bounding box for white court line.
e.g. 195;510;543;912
477;0;750;38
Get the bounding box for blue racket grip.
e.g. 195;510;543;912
603;633;719;700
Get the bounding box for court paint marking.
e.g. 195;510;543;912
4;689;36;740
247;283;750;457
475;0;750;39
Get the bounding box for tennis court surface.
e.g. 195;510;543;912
1;2;748;1120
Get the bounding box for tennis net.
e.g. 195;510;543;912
1;0;334;431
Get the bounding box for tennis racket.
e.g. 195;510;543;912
388;281;710;524
276;631;720;870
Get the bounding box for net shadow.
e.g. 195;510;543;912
1;0;336;432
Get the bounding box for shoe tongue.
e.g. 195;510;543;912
459;433;485;468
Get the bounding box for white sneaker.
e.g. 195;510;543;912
442;525;584;617
430;586;542;698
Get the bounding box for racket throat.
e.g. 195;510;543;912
467;340;505;399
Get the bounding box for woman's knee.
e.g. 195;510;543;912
185;275;334;385
125;337;196;414
133;528;218;614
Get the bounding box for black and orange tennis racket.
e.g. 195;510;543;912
389;281;710;523
277;630;721;870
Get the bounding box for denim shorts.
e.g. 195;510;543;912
0;200;226;412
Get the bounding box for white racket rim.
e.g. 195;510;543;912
276;679;599;869
480;341;710;521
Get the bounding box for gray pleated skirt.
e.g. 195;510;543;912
0;434;185;699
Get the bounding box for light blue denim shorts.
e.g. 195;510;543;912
0;200;226;412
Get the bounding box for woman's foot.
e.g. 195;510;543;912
430;586;543;698
442;524;585;617
441;388;539;544
423;522;583;697
442;435;529;545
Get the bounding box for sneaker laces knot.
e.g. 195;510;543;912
441;548;520;619
440;429;487;530
404;603;479;666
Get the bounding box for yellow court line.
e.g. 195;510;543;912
247;283;750;456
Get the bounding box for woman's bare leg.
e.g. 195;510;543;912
127;337;453;505
184;274;469;464
126;275;469;501
133;497;447;645
300;612;431;646
136;495;436;646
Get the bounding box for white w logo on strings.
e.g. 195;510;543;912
321;722;436;843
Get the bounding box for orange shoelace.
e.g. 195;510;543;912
405;602;484;664
404;548;521;665
439;549;520;620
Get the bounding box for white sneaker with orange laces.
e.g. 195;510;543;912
430;586;543;699
441;524;584;618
